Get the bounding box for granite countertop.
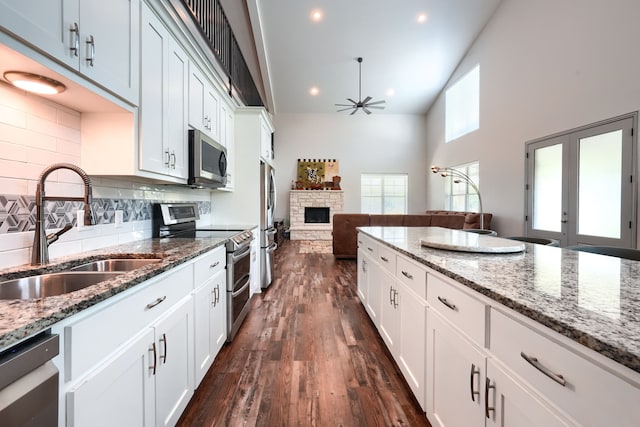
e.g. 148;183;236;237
0;236;232;349
359;226;640;375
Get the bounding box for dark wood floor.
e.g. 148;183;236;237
177;239;430;426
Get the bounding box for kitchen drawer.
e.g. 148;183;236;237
377;244;396;275
193;246;226;287
427;273;485;346
490;308;640;427
64;263;193;381
396;255;426;300
358;233;378;259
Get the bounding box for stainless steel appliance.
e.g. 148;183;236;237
152;203;254;341
260;161;277;289
188;129;227;189
0;331;59;426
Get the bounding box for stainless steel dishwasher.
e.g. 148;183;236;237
0;331;59;426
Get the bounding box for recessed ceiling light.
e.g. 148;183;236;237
309;86;320;96
417;13;428;24
3;71;66;95
386;88;396;97
310;9;323;22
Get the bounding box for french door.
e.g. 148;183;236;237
525;114;636;247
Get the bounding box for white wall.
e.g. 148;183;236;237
272;113;429;222
425;0;640;237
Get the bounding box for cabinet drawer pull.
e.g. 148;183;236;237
520;352;566;386
485;377;495;418
160;333;167;364
437;296;458;311
69;22;79;56
401;270;413;280
86;35;95;66
149;342;157;375
367;247;374;252
380;256;389;262
469;364;480;402
210;261;220;268
145;296;166;310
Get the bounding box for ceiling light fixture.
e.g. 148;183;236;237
310;9;323;22
309;86;320;96
417;13;428;23
3;71;66;95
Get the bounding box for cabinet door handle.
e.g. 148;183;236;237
485;377;495;419
85;35;95;66
69;22;79;56
145;296;166;310
437;296;458;311
520;352;566;386
215;285;220;305
469;364;480;402
392;289;399;308
389;286;394;304
149;342;157;375
401;270;413;280
164;150;170;166
380;256;388;262
160;333;168;364
170;152;176;169
361;259;367;273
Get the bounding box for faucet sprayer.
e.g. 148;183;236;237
31;163;93;265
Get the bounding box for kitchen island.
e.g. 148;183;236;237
358;226;640;427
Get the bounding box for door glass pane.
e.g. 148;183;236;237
533;144;562;232
578;130;622;238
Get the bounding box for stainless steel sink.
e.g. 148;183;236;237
69;258;162;272
0;272;122;300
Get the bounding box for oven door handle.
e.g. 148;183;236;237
231;275;251;297
231;245;251;262
265;228;277;236
266;242;278;253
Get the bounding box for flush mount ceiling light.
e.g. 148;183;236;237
3;71;66;95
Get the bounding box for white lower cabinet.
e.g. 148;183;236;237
67;328;155;427
486;359;570;427
379;268;401;351
427;310;486;427
193;268;227;386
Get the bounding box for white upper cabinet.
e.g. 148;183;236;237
0;0;140;104
188;64;220;141
139;3;188;179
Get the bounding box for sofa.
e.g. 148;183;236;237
332;211;492;259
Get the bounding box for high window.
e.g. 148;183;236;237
361;174;408;214
444;162;479;212
445;64;480;142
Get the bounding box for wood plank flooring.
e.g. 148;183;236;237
177;239;431;426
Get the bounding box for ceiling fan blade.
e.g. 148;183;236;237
335;103;353;107
350;108;358;115
363;107;372;115
367;106;385;109
347;98;358;104
362;96;372;104
337;107;355;112
366;100;386;106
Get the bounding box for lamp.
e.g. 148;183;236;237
3;71;66;95
431;165;487;232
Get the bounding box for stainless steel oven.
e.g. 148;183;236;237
152;203;254;341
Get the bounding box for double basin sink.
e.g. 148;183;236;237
0;258;162;300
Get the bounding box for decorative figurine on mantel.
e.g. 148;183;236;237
332;175;341;190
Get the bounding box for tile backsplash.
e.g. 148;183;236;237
0;79;213;269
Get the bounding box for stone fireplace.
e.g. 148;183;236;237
289;190;344;240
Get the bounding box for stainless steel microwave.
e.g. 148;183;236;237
188;129;227;189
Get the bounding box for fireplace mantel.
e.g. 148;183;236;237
289;190;344;240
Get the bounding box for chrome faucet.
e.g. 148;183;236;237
31;163;93;265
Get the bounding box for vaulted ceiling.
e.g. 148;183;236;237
245;0;502;115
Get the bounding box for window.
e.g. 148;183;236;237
526;114;636;247
445;64;480;142
444;162;479;211
361;174;408;214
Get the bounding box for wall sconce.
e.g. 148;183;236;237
3;71;66;95
431;165;487;231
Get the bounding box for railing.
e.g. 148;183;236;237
181;0;264;107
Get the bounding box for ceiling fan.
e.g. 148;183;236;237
335;57;385;115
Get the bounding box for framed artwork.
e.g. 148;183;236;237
296;159;340;189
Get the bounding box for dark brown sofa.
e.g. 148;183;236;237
332;211;492;259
